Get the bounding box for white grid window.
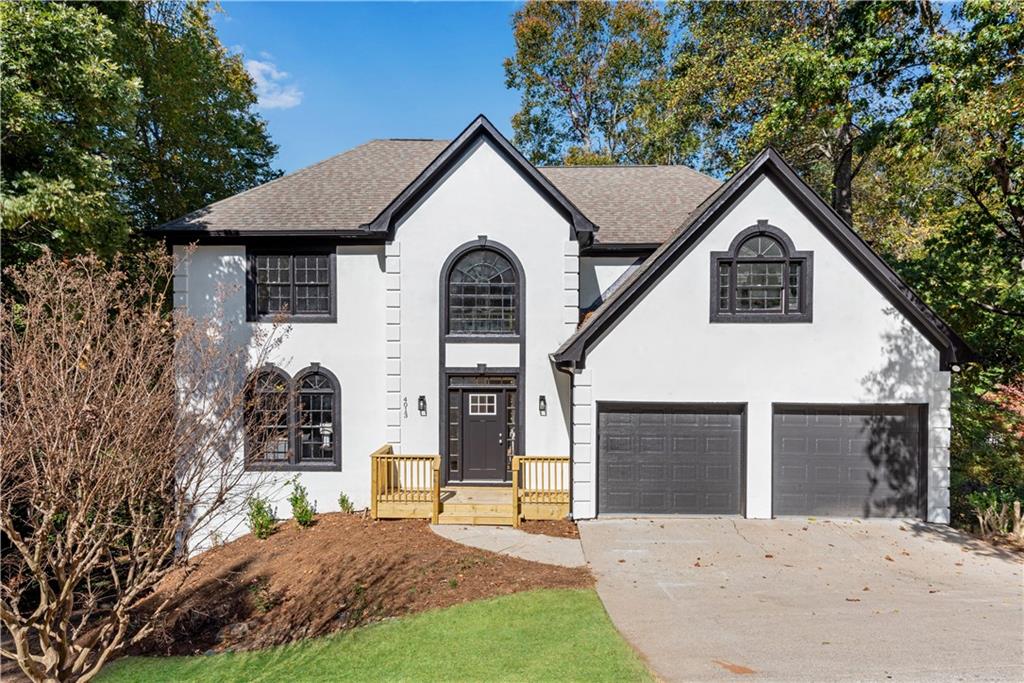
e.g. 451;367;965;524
468;394;497;416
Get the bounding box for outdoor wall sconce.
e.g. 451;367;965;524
538;395;547;415
319;422;333;450
418;395;427;415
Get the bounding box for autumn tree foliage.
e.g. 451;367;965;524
0;251;284;682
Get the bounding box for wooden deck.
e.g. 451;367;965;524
370;446;569;526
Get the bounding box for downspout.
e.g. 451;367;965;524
551;355;577;520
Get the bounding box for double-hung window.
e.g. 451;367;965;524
711;222;813;323
247;247;336;322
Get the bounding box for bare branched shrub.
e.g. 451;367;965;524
1;249;285;681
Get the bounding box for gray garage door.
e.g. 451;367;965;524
598;405;743;515
773;405;925;518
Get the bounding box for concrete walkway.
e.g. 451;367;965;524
580;517;1023;682
430;524;587;568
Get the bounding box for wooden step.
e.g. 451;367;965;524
441;502;513;516
437;513;515;526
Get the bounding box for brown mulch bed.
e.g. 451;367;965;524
139;513;591;655
519;519;580;539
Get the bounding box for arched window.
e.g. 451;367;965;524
244;364;341;470
246;367;291;464
295;367;340;464
446;247;520;336
711;222;812;322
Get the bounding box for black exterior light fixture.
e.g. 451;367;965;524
538;395;547;415
417;395;427;415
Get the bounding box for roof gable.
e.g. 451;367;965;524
365;115;596;244
552;147;972;370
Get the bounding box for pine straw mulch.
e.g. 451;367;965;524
518;519;580;539
137;513;592;655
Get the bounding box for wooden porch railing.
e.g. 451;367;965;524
370;445;441;524
511;455;570;527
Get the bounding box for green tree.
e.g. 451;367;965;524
899;0;1022;370
668;0;934;225
504;0;689;165
1;1;280;271
102;1;280;227
1;1;140;267
897;0;1023;514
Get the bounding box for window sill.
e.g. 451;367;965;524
244;461;342;472
444;335;522;344
247;314;337;324
709;312;813;324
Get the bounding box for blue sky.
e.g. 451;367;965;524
214;2;522;173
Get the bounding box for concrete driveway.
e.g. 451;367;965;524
579;518;1023;682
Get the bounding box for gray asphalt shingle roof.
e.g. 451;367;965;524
159;139;720;245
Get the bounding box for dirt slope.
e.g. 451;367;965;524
140;514;591;655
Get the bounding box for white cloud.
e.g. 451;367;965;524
245;58;303;110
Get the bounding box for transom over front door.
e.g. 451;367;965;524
461;390;507;481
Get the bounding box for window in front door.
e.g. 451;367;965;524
469;393;497;415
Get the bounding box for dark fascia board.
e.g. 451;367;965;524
553;146;974;371
581;242;660;257
150;228;384;245
362;114;597;246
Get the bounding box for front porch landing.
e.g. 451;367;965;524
370;445;569;526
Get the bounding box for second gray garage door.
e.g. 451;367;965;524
773;405;925;518
598;405;744;515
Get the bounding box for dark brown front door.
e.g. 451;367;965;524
461;390;506;481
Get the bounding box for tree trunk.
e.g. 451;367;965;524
832;122;854;225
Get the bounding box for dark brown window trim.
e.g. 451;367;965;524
710;221;813;324
245;245;337;323
440;238;526;342
244;363;342;472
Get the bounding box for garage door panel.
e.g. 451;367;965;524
599;406;743;515
773;405;923;518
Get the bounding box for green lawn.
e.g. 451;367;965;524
100;589;651;682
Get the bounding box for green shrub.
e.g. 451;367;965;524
247;495;277;540
337;491;354;513
949;374;1024;528
965;485;1023;538
289;480;317;528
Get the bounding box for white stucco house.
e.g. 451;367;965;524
155;115;971;527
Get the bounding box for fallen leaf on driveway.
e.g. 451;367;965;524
713;660;756;675
884;555;895;562
863;586;870;591
929;589;939;594
764;554;774;559
846;598;861;602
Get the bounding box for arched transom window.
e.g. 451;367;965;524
447;248;519;336
712;223;813;322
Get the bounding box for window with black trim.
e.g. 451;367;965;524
247;248;336;322
246;368;291;463
711;222;812;322
446;248;519;336
244;364;341;470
